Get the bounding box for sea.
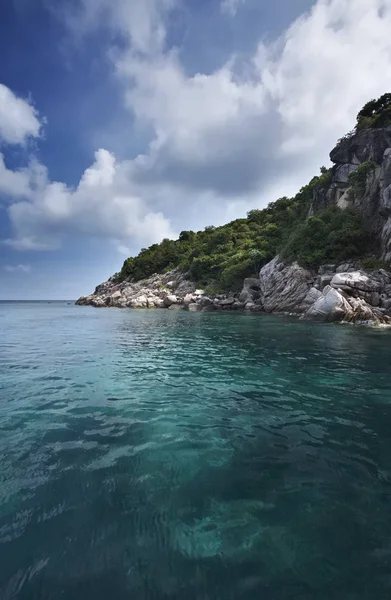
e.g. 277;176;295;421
1;301;391;599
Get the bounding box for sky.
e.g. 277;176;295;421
0;0;391;299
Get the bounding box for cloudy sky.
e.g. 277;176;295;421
0;0;390;299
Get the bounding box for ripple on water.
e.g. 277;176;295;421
1;305;391;599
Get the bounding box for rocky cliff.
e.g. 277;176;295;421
77;121;391;326
311;125;391;261
244;258;391;325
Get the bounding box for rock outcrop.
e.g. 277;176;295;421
312;126;391;261
77;124;391;327
259;257;315;314
76;269;244;313
245;257;391;325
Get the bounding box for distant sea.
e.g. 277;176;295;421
1;301;391;599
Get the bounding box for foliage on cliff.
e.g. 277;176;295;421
336;93;391;147
119;168;367;291
281;206;367;269
356;93;391;130
119;95;391;291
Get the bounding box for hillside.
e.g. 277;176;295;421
77;94;391;324
115;93;391;293
117;171;367;294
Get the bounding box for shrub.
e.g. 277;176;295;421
348;161;376;197
361;258;389;272
356;93;391;130
281;206;369;269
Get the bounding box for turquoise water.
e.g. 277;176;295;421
1;303;391;599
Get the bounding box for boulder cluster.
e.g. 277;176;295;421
242;257;391;325
76;259;391;326
76;269;243;313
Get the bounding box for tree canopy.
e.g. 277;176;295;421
118;167;370;292
117;93;391;292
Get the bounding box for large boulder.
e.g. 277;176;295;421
130;295;148;308
164;294;178;307
188;303;202;312
239;278;261;304
330;128;391;166
183;293;195;306
306;287;354;322
331;271;381;294
218;297;235;308
259;257;314;313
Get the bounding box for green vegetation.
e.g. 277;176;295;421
348;161;376;197
356;93;391;130
335;93;391;150
281;206;368;269
118;95;390;292
361;258;389;272
119;168;371;291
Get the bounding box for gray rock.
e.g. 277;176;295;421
244;302;255;310
130;295;148;308
307;287;353;322
168;304;183;310
183;293;195;305
219;297;235;307
330;128;391;166
202;305;217;312
381;298;391;310
331;272;381;293
371;292;380;307
320;274;334;288
318;264;336;275
198;296;213;308
239;277;261;304
336;263;355;273
233;301;245;310
302;287;323;308
164;295;178;307
188;303;202;312
259;257;314;314
76;268;196;309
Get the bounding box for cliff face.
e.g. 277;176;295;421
311;126;391;261
249;127;391;325
76;123;391;325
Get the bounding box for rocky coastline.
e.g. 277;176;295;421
77;117;391;327
76;259;391;326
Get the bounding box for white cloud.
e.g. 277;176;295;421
61;0;176;54
221;0;246;16
0;154;32;198
3;0;391;255
0;84;42;145
100;0;391;210
2;149;176;251
3;264;31;273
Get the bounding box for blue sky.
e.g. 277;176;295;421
0;0;390;299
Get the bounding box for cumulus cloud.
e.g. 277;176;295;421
0;84;42;145
115;0;391;201
0;154;32;198
1;148;175;251
3;264;31;273
61;0;176;54
3;0;391;254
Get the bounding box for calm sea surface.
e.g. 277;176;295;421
1;302;391;599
